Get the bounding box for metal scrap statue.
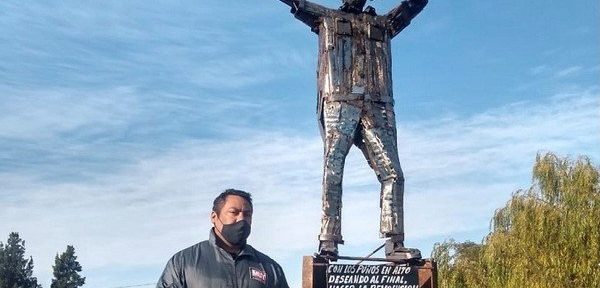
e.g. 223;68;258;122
277;0;428;260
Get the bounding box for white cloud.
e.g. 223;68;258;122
554;66;583;78
1;88;598;287
530;65;548;75
188;50;312;89
0;0;314;93
0;86;139;140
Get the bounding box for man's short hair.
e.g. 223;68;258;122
212;188;253;213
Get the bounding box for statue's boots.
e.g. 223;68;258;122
385;236;421;261
318;240;340;261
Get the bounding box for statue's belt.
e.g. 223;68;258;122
322;92;393;103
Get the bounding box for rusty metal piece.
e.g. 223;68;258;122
355;243;386;265
278;0;428;248
302;256;328;288
418;259;438;288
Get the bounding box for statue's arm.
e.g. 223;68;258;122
278;0;294;8
277;0;330;30
385;0;428;38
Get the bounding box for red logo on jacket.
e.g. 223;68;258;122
250;267;267;284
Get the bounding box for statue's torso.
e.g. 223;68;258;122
316;11;394;103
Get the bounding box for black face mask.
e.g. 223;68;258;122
217;218;251;246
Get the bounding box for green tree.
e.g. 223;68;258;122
432;152;600;288
50;246;85;288
483;153;600;288
0;232;42;288
432;239;485;288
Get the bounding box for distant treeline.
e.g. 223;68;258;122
432;152;600;287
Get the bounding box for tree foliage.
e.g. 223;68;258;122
50;246;85;288
432;240;485;288
433;153;600;288
0;232;42;288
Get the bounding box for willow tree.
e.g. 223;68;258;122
432;239;485;288
433;152;600;288
483;153;600;287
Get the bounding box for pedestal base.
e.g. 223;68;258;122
302;255;437;288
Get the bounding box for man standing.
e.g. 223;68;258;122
276;0;427;260
157;189;289;288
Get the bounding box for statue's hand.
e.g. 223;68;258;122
278;0;295;8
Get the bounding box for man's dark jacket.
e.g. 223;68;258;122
157;230;289;288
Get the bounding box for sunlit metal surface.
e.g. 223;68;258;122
279;0;428;246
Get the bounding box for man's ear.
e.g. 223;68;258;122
210;211;217;225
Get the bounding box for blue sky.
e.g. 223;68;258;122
1;0;598;287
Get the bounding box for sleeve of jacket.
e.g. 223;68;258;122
385;0;428;38
156;255;185;288
258;251;290;288
290;0;330;31
275;262;290;288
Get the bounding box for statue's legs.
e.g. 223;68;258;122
355;102;421;260
319;101;361;249
354;102;404;241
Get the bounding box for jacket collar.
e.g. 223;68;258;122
209;228;256;259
